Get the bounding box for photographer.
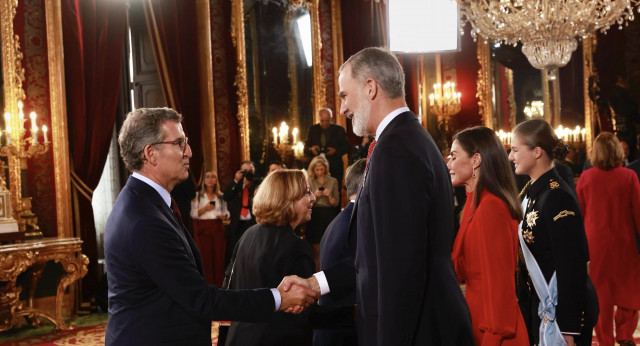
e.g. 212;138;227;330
223;161;262;265
304;108;349;196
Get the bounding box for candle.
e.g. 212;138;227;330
272;127;278;145
30;112;37;142
6;126;11;146
42;125;48;143
292;128;298;144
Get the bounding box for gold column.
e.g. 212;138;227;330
196;0;217;172
583;36;596;156
231;0;250;161
45;0;72;237
331;0;345;128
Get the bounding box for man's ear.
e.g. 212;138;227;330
143;144;157;166
365;78;378;100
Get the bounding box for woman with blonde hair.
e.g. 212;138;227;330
305;156;339;270
448;126;528;345
190;170;229;286
224;169;317;345
577;132;640;346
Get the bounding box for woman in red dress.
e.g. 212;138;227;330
190;170;229;286
448;126;529;345
576;132;640;346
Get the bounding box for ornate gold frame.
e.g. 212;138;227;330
1;0;72;236
232;0;326;160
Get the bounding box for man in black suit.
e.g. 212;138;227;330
305;108;350;188
283;47;473;345
313;158;365;346
104;108;316;345
223;161;260;264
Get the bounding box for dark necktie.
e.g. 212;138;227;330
170;197;186;229
170;197;195;261
366;139;377;169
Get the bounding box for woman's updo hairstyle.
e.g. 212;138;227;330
513;119;569;160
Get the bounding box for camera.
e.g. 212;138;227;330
319;147;328;154
318;187;325;191
241;169;255;181
209;201;216;206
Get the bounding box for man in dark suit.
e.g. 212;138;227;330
104;108;316;345
305;108;350;188
223;160;260;265
283;47;473;345
313;158;365;346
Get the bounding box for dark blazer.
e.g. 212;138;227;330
325;111;473;345
305;123;350;183
105;177;274;346
314;202;357;346
223;179;260;235
225;224;352;346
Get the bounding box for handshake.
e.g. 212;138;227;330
277;275;321;314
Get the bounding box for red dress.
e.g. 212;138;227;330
577;166;640;308
452;190;529;346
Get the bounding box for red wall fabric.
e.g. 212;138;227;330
62;0;126;301
451;25;482;131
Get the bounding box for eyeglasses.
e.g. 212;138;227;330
149;137;189;155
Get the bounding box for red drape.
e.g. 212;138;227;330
143;0;204;183
62;0;126;302
341;0;387;146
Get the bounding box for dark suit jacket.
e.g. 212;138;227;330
225;224;352;346
105;176;274;346
305;123;350;182
324;111;473;345
223;179;260;235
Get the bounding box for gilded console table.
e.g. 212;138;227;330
0;237;89;331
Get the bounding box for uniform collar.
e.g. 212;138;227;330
527;167;560;198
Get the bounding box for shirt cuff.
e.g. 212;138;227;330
314;272;330;295
270;288;281;311
561;331;580;335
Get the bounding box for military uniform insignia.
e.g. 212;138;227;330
549;179;560;189
523;229;535;244
527;199;536;209
553;210;575;221
526;210;539;228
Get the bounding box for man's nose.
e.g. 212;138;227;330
184;143;193;158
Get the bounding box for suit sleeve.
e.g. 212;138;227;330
543;191;587;334
476;199;520;345
370;139;430;342
223;180;241;203
333;126;350;157
304;127;316;155
134;218;275;322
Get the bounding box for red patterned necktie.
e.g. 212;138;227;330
170;198;185;229
241;186;249;217
366;139;377;169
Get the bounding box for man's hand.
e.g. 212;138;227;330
325;147;336;156
277;279;318;314
310;145;320;156
563;334;575;346
279;275;320;295
234;170;244;182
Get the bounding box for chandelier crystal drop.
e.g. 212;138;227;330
456;0;640;69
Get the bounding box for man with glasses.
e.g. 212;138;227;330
104;108;317;345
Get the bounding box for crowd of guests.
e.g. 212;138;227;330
104;47;640;346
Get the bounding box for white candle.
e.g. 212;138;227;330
42;125;48;143
292;128;298;144
30;112;37;142
272;127;278;145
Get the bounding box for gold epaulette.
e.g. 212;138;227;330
553;210;575;221
549;179;560;189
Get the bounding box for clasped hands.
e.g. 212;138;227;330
276;275;321;314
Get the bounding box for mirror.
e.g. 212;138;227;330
233;0;325;170
477;36;596;155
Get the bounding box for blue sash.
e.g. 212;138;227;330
519;197;566;346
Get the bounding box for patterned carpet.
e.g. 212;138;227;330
0;313;637;345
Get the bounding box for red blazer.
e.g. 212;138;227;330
577;166;640;308
452;190;529;346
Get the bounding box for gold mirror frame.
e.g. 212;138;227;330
476;36;595;154
232;0;326;160
1;0;72;236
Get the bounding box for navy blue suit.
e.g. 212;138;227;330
105;176;275;345
324;111;473;345
314;202;357;346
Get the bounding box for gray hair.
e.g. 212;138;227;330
118;107;182;171
319;107;333;118
345;158;366;196
340;47;405;99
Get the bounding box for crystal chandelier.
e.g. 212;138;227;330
429;82;462;118
456;0;640;69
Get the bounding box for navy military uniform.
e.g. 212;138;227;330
516;167;598;346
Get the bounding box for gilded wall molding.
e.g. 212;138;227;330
45;0;72;237
583;36;596;156
330;0;344;128
310;0;326;123
476;38;493;129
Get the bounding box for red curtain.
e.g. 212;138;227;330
340;0;387;146
62;0;126;302
143;0;204;182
